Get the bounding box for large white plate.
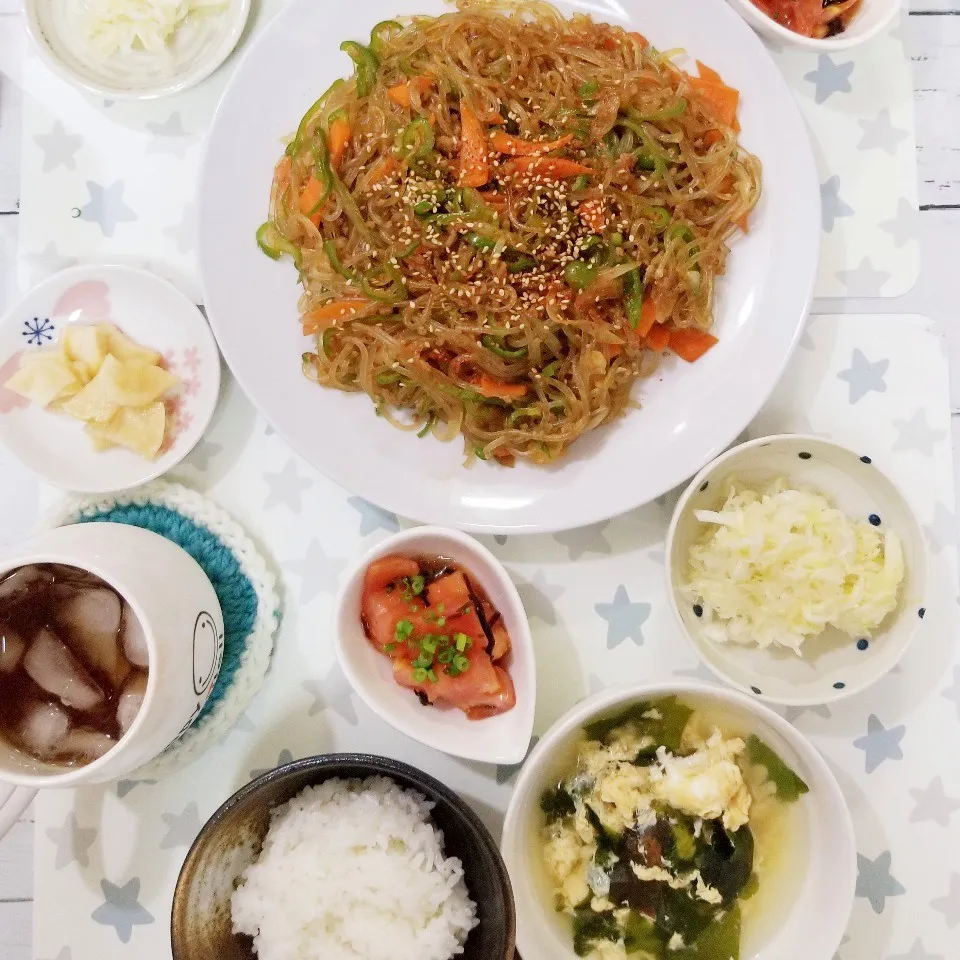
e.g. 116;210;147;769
199;0;819;534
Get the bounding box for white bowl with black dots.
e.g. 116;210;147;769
664;434;928;705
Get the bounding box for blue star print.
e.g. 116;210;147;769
22;317;55;345
595;585;651;649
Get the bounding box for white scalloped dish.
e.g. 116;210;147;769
334;526;536;765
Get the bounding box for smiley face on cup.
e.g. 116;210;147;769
0;522;225;816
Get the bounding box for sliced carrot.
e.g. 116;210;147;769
635;298;659;339
628;31;649;46
696;61;724;85
387;75;434;109
478;188;508;210
489;131;575;156
482;108;506;125
600;34;620;50
502;156;592;179
474;375;528;401
735;212;749;233
578;197;606;233
703;129;725;147
329;116;352;170
601;341;623;360
458;100;491;188
690;77;740;132
669;327;719;362
367;155;401;186
645;323;671;352
301;298;371;334
298;176;325;226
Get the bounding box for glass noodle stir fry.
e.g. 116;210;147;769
258;0;761;466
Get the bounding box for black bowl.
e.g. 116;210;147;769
171;753;516;960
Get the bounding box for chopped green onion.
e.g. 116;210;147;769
623;268;644;329
563;259;599;290
410;575;425;595
369;19;402;56
541;359;561;378
384;642;396;653
340;40;380;97
609;231;624;246
426;669;438;683
437;648;455;664
413;653;433;669
453;654;470;672
417;415;434;438
421;635;438;655
435;616;446;627
395;619;414;641
454;633;471;652
482;334;528;360
578;80;600;98
412;667;428;683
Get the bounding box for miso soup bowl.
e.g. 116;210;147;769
0;522;224;835
501;682;855;960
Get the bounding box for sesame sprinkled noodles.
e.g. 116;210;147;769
261;0;762;466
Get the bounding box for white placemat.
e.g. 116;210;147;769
15;6;918;302
31;313;960;960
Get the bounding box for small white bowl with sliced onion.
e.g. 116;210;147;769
23;0;251;100
665;435;928;705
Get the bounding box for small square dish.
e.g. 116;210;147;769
0;264;220;493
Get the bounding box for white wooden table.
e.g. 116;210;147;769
0;2;957;957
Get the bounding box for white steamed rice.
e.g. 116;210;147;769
230;776;479;960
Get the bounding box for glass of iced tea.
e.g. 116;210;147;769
0;522;224;830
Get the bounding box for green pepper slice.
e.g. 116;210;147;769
482;335;527;360
256;222;301;267
340;40;380;97
369;19;402;56
623;267;644;329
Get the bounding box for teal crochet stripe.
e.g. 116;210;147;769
76;503;258;725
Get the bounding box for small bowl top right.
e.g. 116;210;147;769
728;0;901;51
665;434;928;706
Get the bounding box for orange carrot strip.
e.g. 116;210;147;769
489;131;575;156
696;61;724;85
628;31;649;46
329;116;352;170
301;299;370;334
474;375;528;400
690;78;740;132
735;212;749;233
578;198;606;233
669;327;719;362
458;101;491;188
482;109;506;125
502;156;593;179
387;75;434;109
703;129;725;147
635;298;659;339
298;177;325;226
368;155;401;186
645;324;671;352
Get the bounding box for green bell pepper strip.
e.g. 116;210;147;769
634;98;688;122
360;262;409;303
504;251;537;273
376;371;403;385
330;166;377;246
321;328;336;359
467;232;497;252
397;116;435;160
369;19;403;56
287;79;345;157
623;268;644;329
482;335;527;360
256;222;301;267
323;240;360;282
541;359;560;378
668;222;696;244
340;41;380;97
417;414;435;438
508;406;542;427
563;259;599;290
642;205;671;230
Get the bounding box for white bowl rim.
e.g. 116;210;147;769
663;432;929;705
333;524;536;764
502;678;857;960
727;0;900;51
21;0;252;101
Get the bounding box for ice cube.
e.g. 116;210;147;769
23;628;104;712
59;728;116;763
117;671;148;736
0;628;25;673
56;587;128;685
121;604;149;668
17;700;71;758
0;565;52;606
